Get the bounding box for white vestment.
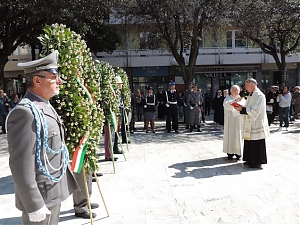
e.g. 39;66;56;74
222;95;243;155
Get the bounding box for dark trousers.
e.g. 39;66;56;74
0;113;7;132
205;102;210;115
158;103;166;119
267;112;276;126
130;108;135;132
279;106;289;128
166;105;178;131
73;170;92;213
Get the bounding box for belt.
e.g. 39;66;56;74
147;103;155;106
167;102;177;104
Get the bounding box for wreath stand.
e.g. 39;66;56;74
81;167;110;224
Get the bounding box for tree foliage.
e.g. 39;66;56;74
228;0;300;86
0;0;120;86
114;0;228;85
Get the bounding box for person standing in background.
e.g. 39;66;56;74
143;86;157;133
157;86;166;120
164;81;179;133
0;89;9;134
277;85;292;131
9;93;20;110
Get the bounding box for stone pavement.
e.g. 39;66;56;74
0;117;299;224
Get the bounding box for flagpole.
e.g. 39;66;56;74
83;168;94;225
93;172;109;217
107;122;116;173
124;109;129;152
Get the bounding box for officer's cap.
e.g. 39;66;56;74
168;81;175;87
17;50;59;75
115;76;123;84
158;86;163;89
148;86;154;90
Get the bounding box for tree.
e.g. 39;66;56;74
0;0;120;87
229;0;300;87
114;0;228;85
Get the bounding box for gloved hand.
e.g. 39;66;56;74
166;103;170;107
190;106;194;110
184;103;187;107
28;205;51;222
144;105;147;108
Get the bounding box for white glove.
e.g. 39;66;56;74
184;103;187;107
144;105;147;108
190;106;194;110
270;99;274;103
28;205;51;222
166;103;170;107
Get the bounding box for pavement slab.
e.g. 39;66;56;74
0;118;299;224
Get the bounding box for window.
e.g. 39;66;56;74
226;30;248;48
139;32;162;50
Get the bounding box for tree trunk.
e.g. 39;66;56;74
280;52;286;89
0;58;8;89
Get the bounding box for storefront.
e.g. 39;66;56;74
131;66;169;94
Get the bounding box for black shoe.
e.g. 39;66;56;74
152;130;155;133
122;140;131;144
235;154;241;160
197;128;203;132
227;154;234;160
75;211;97;219
248;164;261;168
113;150;124;154
90;203;99;209
92;172;103;177
185;125;189;129
175;130;179;133
243;161;249;165
167;130;171;133
105;157;118;161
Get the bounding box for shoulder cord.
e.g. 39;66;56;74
29;101;69;183
165;91;169;103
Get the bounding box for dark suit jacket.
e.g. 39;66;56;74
6;90;79;213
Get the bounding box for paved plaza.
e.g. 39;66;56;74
0;118;299;224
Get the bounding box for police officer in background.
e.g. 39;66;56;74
266;85;278;126
183;82;194;129
157;86;166;119
164;81;179;133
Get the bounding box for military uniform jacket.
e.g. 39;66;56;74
186;92;200;108
6;91;79;213
143;94;157;112
164;90;179;106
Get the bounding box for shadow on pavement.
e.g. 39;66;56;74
0;175;14;195
169;157;262;179
0;216;22;225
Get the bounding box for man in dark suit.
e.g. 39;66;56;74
6;51;79;224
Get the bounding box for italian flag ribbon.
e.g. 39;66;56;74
75;73;95;105
71;133;90;173
109;84;116;98
110;108;118;132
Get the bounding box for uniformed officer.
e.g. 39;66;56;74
183;82;194;129
6;50;79;224
157;86;166;119
164;81;179;133
186;85;202;132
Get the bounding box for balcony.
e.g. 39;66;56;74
95;48;300;68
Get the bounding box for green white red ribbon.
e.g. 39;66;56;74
75;74;95;105
110;108;118;132
71;133;89;173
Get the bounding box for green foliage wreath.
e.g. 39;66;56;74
38;24;104;172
